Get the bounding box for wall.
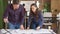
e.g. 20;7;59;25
0;0;8;28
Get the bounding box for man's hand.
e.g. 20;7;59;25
3;18;9;23
20;25;24;30
36;26;40;30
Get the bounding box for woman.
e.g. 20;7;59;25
27;3;43;30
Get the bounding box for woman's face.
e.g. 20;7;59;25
31;6;37;12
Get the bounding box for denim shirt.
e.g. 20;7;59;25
28;11;43;27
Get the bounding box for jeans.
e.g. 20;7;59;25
8;22;20;29
30;22;39;29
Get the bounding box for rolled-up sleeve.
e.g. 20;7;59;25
3;5;9;19
38;11;44;27
27;14;32;27
28;14;33;27
20;6;25;25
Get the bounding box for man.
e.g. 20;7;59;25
3;0;25;29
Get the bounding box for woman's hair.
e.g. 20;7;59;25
30;3;39;20
30;3;38;14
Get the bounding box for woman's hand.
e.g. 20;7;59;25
27;27;30;30
20;25;24;30
36;26;40;30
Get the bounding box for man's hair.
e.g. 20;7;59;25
13;0;19;4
